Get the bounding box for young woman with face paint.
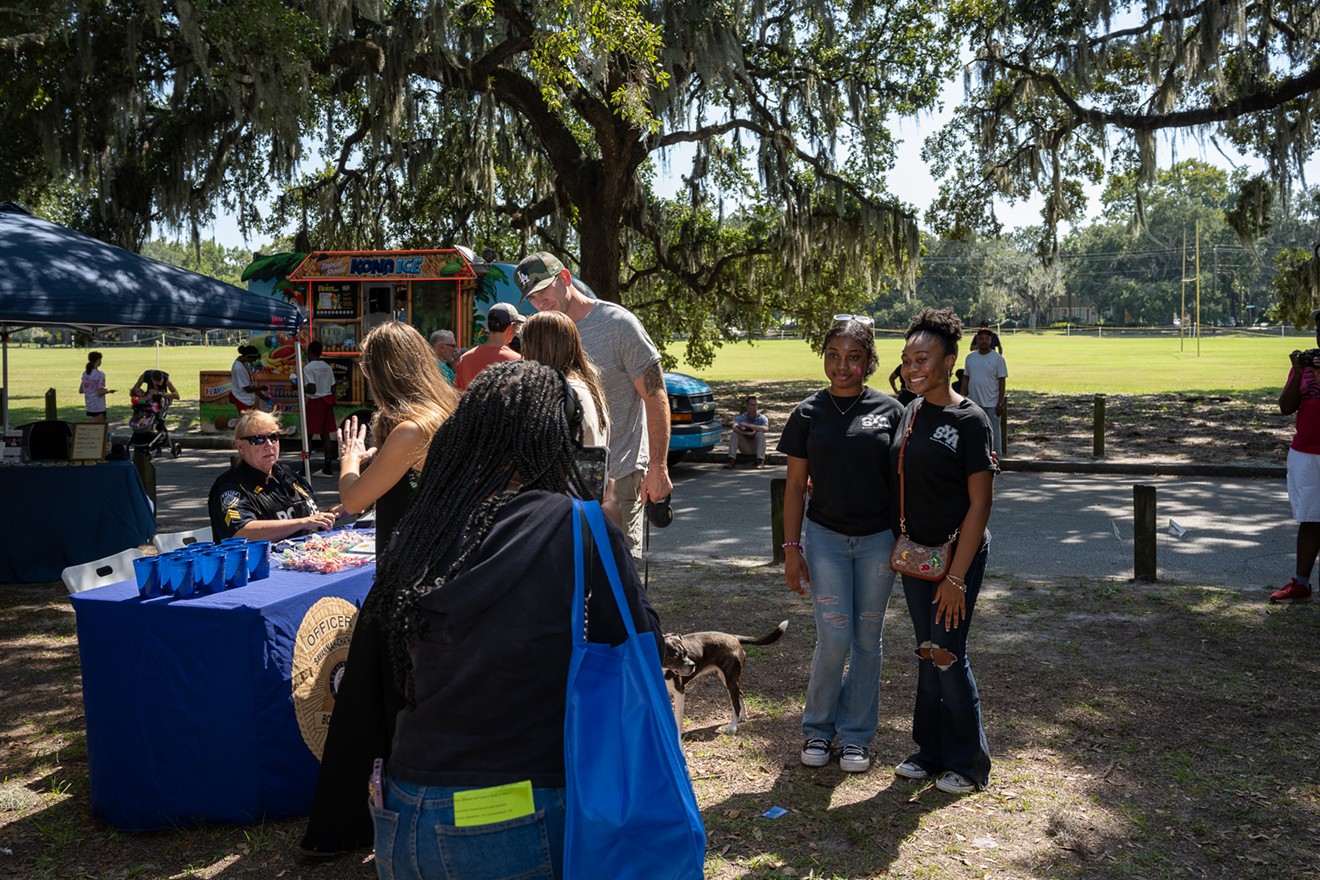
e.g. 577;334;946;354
777;317;904;774
891;306;997;795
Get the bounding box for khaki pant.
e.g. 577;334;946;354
727;430;766;460
614;468;645;557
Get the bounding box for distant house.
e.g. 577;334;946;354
1047;304;1099;323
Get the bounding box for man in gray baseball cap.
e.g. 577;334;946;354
514;250;671;556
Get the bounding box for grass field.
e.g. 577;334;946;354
0;332;1307;426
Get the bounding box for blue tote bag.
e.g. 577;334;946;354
563;499;706;879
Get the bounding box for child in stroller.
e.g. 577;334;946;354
129;369;183;458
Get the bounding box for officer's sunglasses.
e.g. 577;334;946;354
238;433;281;446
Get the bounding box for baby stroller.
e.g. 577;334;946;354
128;396;182;459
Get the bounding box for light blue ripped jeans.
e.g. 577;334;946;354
801;519;897;748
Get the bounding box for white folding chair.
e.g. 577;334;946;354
151;526;213;553
62;547;146;595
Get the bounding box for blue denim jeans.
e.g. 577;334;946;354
372;777;566;880
901;543;991;788
801;519;897;747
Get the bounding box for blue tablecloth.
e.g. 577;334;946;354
69;558;376;831
0;460;155;583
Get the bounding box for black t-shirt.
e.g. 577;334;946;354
207;460;322;539
890;398;996;547
777;387;903;536
389;491;660;788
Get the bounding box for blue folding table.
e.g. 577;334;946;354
70;560;376;831
0;460;155;583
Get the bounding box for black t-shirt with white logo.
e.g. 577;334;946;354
207;460;321;539
890;398;996;547
777;387;903;536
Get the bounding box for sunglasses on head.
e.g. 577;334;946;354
833;313;874;329
238;433;281;446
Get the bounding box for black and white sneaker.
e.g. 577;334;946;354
800;738;831;767
839;744;871;773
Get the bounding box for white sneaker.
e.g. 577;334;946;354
934;771;977;794
800;738;831;767
894;760;929;780
839;745;870;773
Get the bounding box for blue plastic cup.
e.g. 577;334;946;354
195;551;227;594
246;540;271;581
161;555;195;597
187;541;216;553
133;556;162;599
220;537;247;547
223;546;249;589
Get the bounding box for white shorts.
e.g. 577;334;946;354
1287;448;1320;521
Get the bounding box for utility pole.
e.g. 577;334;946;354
1195;220;1202;357
1180;229;1187;352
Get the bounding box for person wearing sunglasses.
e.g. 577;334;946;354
207;410;340;540
777;314;903;774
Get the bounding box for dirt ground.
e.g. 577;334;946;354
2;387;1314;880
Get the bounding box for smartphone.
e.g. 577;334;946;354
370;757;384;809
573;445;609;503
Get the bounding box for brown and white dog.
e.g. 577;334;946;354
661;620;788;734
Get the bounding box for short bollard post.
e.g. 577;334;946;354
134;448;157;508
1093;394;1106;458
771;478;786;564
1133;484;1157;582
1000;397;1008;459
45;387;57;421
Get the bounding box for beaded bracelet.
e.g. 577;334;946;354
781;541;802;549
945;573;966;593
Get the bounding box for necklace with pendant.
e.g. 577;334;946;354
829;390;864;416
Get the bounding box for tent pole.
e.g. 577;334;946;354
2;330;9;438
294;340;312;486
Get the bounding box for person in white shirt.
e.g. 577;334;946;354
302;341;339;474
961;330;1008;458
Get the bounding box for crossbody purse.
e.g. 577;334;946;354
890;400;959;581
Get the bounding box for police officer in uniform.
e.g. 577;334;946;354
207;411;340;540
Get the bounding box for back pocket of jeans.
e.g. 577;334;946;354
435;810;554;879
369;802;400;880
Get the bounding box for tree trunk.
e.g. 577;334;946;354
565;155;632;304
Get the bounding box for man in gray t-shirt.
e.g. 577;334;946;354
516;251;671;554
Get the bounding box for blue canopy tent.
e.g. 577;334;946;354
0;203;311;479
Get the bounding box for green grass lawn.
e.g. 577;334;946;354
0;331;1307;426
670;330;1303;394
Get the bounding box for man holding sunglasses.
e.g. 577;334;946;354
207;411;340;540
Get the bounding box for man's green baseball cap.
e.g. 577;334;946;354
514;251;565;300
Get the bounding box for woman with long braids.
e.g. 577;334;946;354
777;316;904;774
371;361;661;879
301;321;458;857
891;306;996;794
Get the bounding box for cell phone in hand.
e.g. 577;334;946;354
572;445;609;503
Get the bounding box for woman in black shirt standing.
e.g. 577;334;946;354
778;317;903;774
891;307;996;794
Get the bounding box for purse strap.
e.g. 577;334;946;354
895;400;959;544
571;498;636;645
895;400;920;536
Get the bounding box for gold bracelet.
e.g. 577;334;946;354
945;573;966;592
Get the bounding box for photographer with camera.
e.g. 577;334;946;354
1272;312;1320;602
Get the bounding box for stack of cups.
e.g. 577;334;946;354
220;538;249;589
245;540;271;581
133;556;162;599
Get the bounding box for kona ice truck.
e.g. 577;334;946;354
200;247;524;432
203;251;720;462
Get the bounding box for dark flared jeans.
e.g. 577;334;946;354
900;543;991;788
